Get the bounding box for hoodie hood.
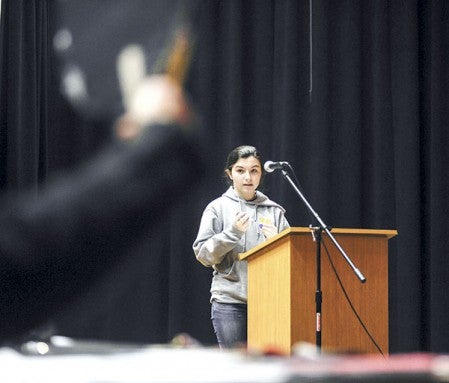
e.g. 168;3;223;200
222;186;286;212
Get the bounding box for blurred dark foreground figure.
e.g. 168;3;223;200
0;0;204;344
0;73;203;343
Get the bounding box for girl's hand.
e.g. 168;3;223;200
232;212;250;233
260;223;278;239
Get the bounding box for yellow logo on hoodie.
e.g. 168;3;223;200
258;216;273;226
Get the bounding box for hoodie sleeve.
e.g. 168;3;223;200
193;204;244;267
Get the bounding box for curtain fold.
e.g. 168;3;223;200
0;0;49;192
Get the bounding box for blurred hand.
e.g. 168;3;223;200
115;74;193;141
232;212;250;233
260;223;278;239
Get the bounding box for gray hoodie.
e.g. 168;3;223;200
193;186;290;304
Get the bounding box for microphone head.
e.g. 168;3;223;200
264;161;289;173
264;161;276;173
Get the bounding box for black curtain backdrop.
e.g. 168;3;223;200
1;0;448;353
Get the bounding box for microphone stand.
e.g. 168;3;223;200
280;168;366;352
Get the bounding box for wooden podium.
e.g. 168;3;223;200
239;227;397;355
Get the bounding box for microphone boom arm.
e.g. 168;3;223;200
281;169;366;283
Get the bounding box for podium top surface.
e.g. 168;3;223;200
239;227;397;261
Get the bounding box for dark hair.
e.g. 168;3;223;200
224;145;264;185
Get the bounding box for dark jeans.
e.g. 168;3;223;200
211;301;247;349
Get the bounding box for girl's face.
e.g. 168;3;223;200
228;156;262;201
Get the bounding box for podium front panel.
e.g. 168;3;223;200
243;227;396;355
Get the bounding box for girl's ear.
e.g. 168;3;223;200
225;169;232;181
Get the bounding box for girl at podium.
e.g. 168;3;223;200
193;145;290;349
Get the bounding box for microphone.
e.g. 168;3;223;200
264;161;289;173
